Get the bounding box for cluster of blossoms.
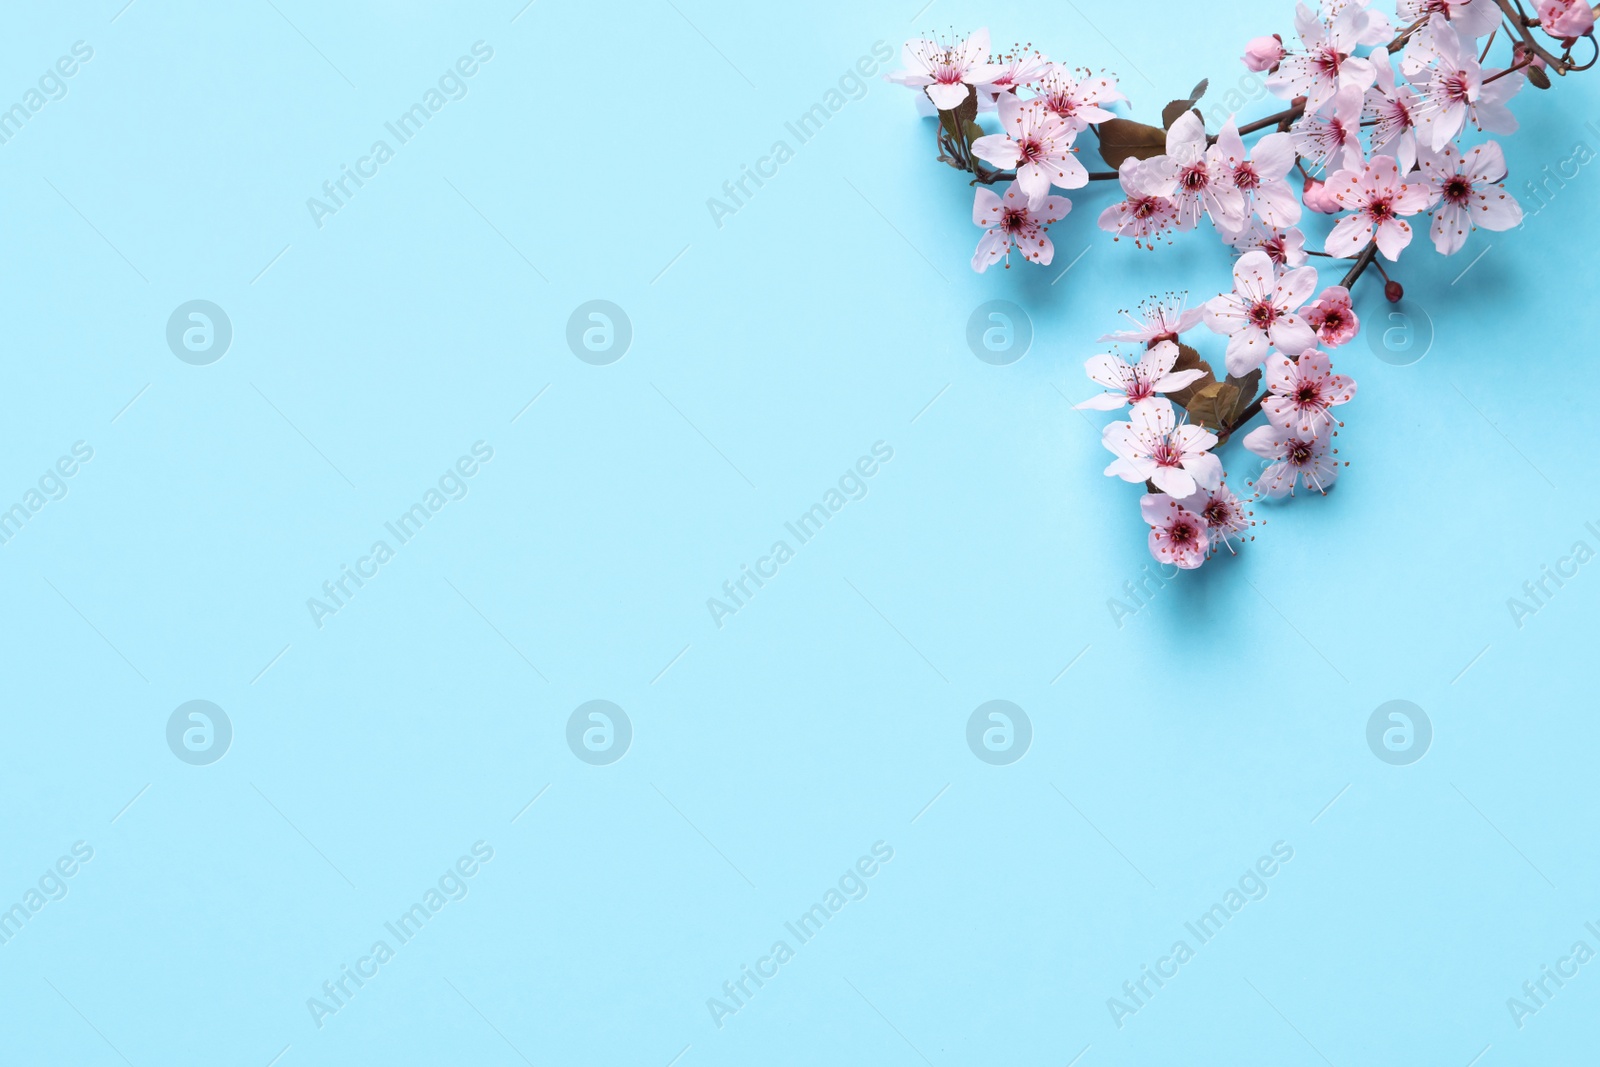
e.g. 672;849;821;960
890;0;1594;570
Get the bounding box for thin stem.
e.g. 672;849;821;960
1340;242;1380;288
1235;105;1304;136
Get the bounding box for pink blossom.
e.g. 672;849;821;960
1243;35;1286;72
1364;50;1419;173
971;94;1088;204
1140;494;1211;570
1226;220;1308;267
1215;120;1302;230
1261;349;1357;434
1411;23;1484;149
1323;155;1434;260
1292;84;1366;173
1416;141;1523;254
1078;340;1208;410
1138;111;1246;231
1243;423;1341;497
1102;399;1223;498
1097;157;1180;247
1301;175;1343;214
1303;286;1360;347
1036;65;1124;133
971;182;1070;271
979;50;1051;98
1203;250;1320;374
1177;483;1255;553
887;29;1006;111
1537;0;1596;37
1397;0;1501;41
1267;3;1377;114
1099;294;1206;343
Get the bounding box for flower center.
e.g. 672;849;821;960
1319;309;1346;333
1169;521;1200;547
1234;163;1260;190
1295;383;1320;404
1132;197;1159;219
1314;46;1342;78
1126;378;1153;402
935;63;964;85
1002;208;1028;233
1150;439;1184;467
1018;137;1045;163
1202;501;1231;528
1180;164;1209;191
1368;197;1395;221
1288;440;1314;465
1444;70;1472;103
1443;175;1473;203
1248;300;1279;328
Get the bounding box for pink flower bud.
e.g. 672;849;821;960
1302;175;1341;214
1242;35;1285;73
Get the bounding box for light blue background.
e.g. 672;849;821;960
2;1;1597;1064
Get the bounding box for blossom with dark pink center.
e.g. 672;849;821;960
1267;4;1376;114
1243;423;1342;497
1138;111;1246;232
1203;250;1319;374
1261;349;1357;435
1215;120;1301;231
1177;483;1255;553
1364;50;1419;173
1036;65;1124;133
1292;84;1366;173
970;182;1070;271
1323;155;1434;260
1417;141;1523;254
1140;493;1211;570
1078;340;1208;411
971;94;1088;205
1303;286;1360;347
1102;398;1222;498
887;28;1006;111
1097;157;1180;247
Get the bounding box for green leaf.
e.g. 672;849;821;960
963;120;987;144
1096;118;1168;170
1160;79;1210;129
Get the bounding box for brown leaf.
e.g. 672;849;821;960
1096;118;1168;169
1160;79;1210;129
1166;343;1216;410
1529;65;1551;90
1185;381;1241;434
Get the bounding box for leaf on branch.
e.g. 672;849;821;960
1184;380;1241;437
1186;368;1260;443
1096;118;1168;169
963;120;986;144
1166;343;1216;409
1160;79;1210;129
1529;65;1552;90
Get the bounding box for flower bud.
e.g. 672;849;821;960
1385;280;1404;303
1302;175;1341;214
1242;34;1285;72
